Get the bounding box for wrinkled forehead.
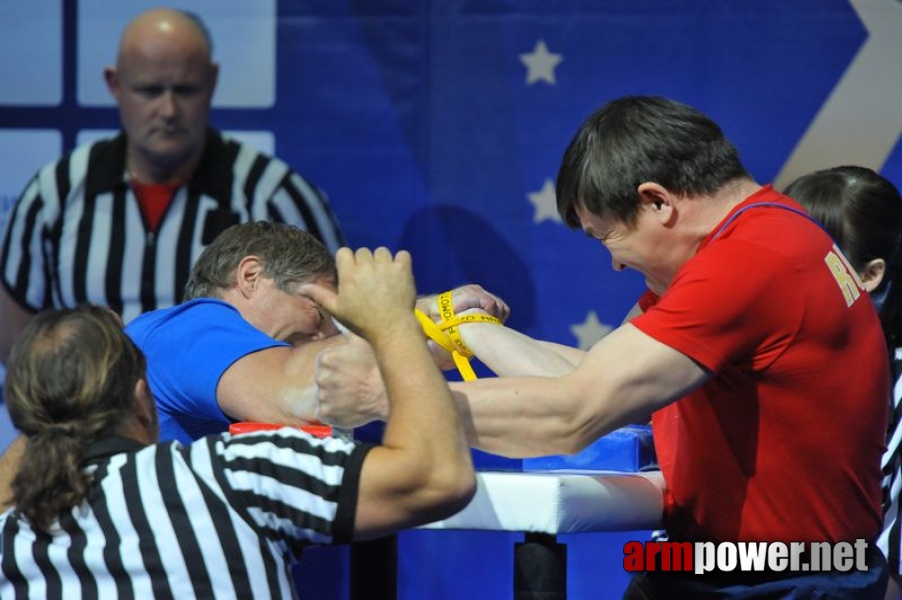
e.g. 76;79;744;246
284;274;337;292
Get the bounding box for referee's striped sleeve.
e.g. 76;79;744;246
208;430;371;547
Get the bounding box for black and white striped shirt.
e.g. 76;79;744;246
878;348;902;576
0;430;370;599
0;129;345;323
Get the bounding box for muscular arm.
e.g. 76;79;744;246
458;322;583;376
456;299;644;376
353;312;475;538
300;248;475;540
450;322;709;457
311;319;585;426
216;334;347;426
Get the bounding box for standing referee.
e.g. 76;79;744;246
0;7;344;365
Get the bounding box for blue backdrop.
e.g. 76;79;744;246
1;1;901;598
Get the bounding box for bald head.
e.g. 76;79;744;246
118;8;213;67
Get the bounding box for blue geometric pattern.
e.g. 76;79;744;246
1;1;899;350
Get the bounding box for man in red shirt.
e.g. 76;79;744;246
315;96;889;598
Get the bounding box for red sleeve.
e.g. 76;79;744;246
637;290;659;312
631;240;803;373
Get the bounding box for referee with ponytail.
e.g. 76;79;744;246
0;247;475;599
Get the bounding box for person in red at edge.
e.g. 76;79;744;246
312;96;889;598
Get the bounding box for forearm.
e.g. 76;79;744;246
448;375;612;457
377;319;468;467
458;322;582;377
451;323;709;458
276;384;321;424
356;317;475;536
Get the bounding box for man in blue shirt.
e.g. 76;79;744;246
125;220;509;443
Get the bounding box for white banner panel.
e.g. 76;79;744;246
0;1;62;105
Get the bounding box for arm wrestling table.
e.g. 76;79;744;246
350;469;666;600
423;469;666;599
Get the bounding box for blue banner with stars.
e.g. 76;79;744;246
274;0;902;358
1;0;900;356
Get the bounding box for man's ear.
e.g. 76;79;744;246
637;182;676;225
234;256;264;298
103;67;120;99
209;62;220;92
860;258;886;293
133;380;152;425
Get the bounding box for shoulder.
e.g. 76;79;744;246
127;299;288;359
125;299;244;342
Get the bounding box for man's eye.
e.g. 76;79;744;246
136;86;163;97
173;86;202;97
599;229;618;243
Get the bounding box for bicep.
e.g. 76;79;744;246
217;346;297;423
217;337;343;425
352;446;466;539
352;447;411;537
569;323;709;438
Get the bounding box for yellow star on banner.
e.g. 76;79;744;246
570;310;613;350
519;40;563;85
527;179;561;224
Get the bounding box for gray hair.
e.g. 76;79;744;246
184;221;337;300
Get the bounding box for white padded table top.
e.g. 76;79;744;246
421;470;666;534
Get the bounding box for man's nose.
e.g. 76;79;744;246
159;90;178;118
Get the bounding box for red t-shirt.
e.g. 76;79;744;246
632;185;887;544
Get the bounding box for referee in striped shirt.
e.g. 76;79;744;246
0;7;344;365
0;248;476;599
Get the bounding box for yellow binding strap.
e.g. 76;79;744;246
413;291;503;381
415;308;477;380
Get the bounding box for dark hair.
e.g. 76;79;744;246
4;305;146;531
784;165;902;345
556;96;751;229
184;221;337;300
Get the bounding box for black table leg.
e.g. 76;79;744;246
514;532;567;600
350;534;398;600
